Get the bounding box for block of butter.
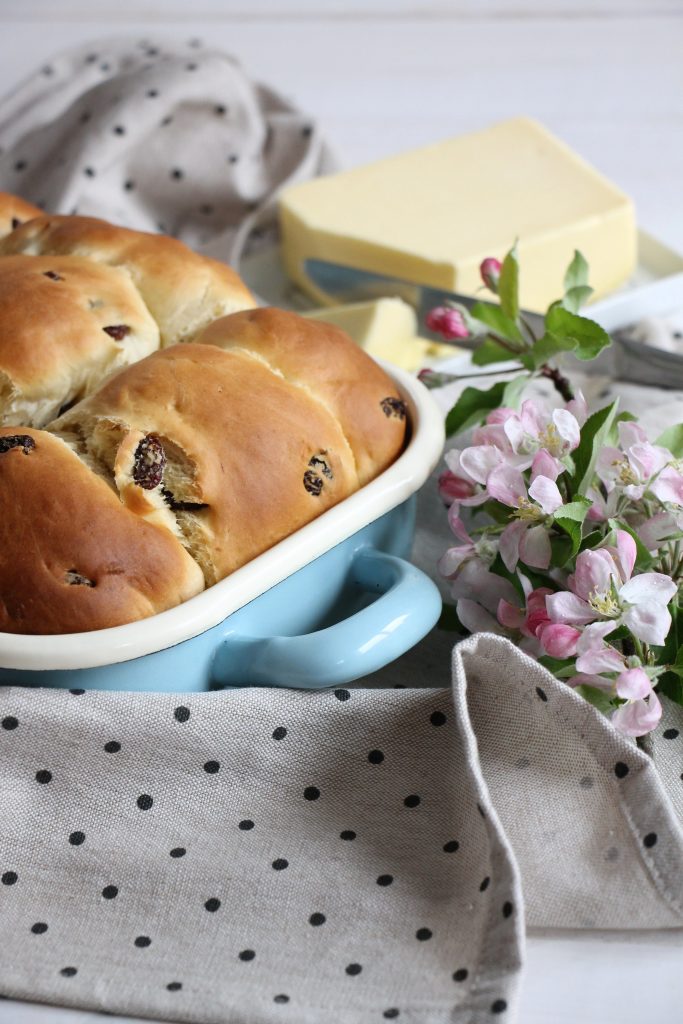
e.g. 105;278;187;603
302;297;455;371
279;117;637;313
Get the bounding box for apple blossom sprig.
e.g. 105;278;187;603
421;246;611;437
437;393;683;742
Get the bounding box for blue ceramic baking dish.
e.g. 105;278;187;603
0;364;445;692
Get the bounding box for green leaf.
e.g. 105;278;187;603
437;601;462;632
553;517;582;556
562;285;594;314
563;250;590;292
471;337;518;366
575;684;615;716
502;374;530;409
544;305;611;361
470;301;524;345
655;424;683;458
607;518;655;571
498;245;520;322
571;399;619;497
537;655;576;679
549;533;573;568
657;673;683;705
553;498;591;555
444;380;507;437
528;331;576;369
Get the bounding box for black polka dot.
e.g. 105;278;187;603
123;180;135;193
79;112;91;124
186;63;198;71
334;689;350;702
113;125;125;135
100;63;110;72
443;840;460;853
171;168;184;180
477;803;486;818
42;66;54;76
643;832;658;848
430;711;447;727
69;831;85;846
502;901;513;918
102;885;118;899
480;877;490;892
1;871;17;885
147;89;159;98
60;967;77;977
304;786;320;801
170;847;186;858
69;688;85;695
302;125;313;138
377;874;393;887
272;858;289;871
203;760;220;774
167;982;182;991
174;706;190;723
274;994;289;1004
403;794;420;808
491;999;507;1014
345;963;362;976
614;762;629;779
134;935;151;948
215;104;227;115
664;728;680;740
309;912;325;926
104;741;121;753
368;749;384;764
161;116;173;126
14;160;26;172
238;819;254;831
199;203;214;216
453;968;468;982
239;949;255;962
340;830;356;841
416;928;432;941
137;794;153;811
535;687;548;702
85;54;98;63
31;922;48;934
2;716;18;730
83;167;95;178
35;770;52;784
228;154;239;164
384;1010;399;1020
272;727;287;740
204;898;221;912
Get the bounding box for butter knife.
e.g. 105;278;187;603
303;258;546;348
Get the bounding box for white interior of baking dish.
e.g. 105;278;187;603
0;362;445;670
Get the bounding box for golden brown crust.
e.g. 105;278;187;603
53;344;360;585
0;193;43;240
0;427;204;634
0;213;255;346
0;254;160;426
194;308;408;485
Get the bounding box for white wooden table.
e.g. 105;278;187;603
1;2;683;1022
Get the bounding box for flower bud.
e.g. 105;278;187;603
480;257;502;293
438;470;475;505
425;306;469;341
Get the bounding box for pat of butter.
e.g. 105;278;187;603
279;117;637;313
302;298;455;371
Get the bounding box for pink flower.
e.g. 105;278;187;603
451;558;518;635
611;690;662;736
487;464;564;570
547;531;677;646
596;421;673;501
438;508;496;579
480;257;502;292
566;390;588;427
442;448;493;509
425;306;469;341
503;399;581;464
498;585;580;657
438;470;475;506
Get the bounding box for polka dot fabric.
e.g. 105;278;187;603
0;684;522;1023
0;37;336;266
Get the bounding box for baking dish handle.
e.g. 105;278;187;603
212;547;442;688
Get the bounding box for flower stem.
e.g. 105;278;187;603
540;364;575;402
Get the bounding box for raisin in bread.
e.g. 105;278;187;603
0;427;204;634
0;192;42;240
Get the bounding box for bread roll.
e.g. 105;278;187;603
0;192;42;240
194;308;408;485
0;427;204;634
53;342;362;585
0;213;255;346
0;254;160;427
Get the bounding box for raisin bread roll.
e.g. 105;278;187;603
0;213;255;346
0;427;204;634
0;254;160;427
194;308;408;485
0;192;42;240
53;343;362;585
